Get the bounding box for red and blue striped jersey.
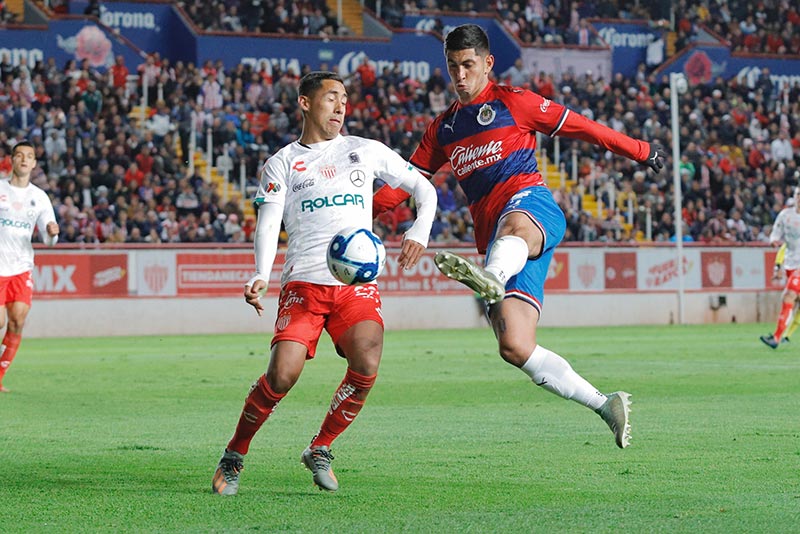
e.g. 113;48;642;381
375;81;650;253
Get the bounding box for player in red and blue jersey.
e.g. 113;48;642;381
374;24;666;448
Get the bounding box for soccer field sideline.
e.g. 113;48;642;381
0;323;798;533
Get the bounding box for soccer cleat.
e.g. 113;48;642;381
212;449;244;496
781;337;790;344
596;391;632;449
0;384;8;393
759;334;779;349
434;251;505;304
301;445;338;491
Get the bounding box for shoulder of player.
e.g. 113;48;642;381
341;134;390;153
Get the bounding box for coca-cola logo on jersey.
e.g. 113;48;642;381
450;141;503;177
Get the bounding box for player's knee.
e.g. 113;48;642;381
497;338;532;367
6;318;25;333
265;369;299;394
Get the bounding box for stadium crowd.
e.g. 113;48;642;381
1;3;799;246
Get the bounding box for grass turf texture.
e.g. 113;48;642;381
1;324;798;533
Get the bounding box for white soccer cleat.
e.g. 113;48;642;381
596;391;632;449
434;251;505;304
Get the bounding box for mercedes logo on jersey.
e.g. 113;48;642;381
349;170;366;187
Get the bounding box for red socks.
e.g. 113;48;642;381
312;368;376;448
227;374;286;455
774;301;794;340
0;332;22;384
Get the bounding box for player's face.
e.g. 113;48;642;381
446;48;494;104
11;146;37;178
300;79;347;143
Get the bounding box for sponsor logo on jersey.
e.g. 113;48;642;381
292;178;316;192
540;98;551;113
477;103;496;126
266;182;281;193
321;165;336;179
349;170;365;187
301;194;364;212
292;161;307;172
349;152;360;164
280;290;304;311
450;140;503;177
0;217;32;230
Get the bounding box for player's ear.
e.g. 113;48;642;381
298;94;311;113
485;54;495;74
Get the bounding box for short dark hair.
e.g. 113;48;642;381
299;71;344;98
444;24;490;55
11;140;34;156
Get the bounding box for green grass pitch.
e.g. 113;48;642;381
1;323;798;533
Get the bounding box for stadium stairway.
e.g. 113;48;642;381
6;0;23;19
191;151;255;219
326;0;363;35
540;157;636;239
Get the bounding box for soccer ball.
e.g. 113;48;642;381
326;227;386;285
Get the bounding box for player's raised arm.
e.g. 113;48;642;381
372;143;437;269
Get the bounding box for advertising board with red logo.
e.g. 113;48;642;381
33;253;128;297
31;245;782;299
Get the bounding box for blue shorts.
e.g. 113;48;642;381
489;186;566;314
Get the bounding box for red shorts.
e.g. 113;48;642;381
0;271;33;306
272;281;383;358
786;269;800;293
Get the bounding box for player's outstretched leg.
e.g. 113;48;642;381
301;441;338;491
595;392;632;449
212;449;244;496
434;251;505;303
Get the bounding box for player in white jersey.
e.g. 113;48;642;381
761;187;800;348
212;72;436;495
0;141;59;392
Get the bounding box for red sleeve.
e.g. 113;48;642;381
512;89;649;163
373;184;411;217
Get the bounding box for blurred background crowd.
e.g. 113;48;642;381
1;0;798;245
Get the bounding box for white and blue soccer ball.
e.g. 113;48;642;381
327;227;386;285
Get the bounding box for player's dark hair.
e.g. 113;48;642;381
12;140;34;156
445;24;490;55
299;71;345;98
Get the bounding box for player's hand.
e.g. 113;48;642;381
397;238;425;269
46;221;60;236
642;143;665;173
244;279;267;316
772;270;782;282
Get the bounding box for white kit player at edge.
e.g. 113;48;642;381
0;140;60;393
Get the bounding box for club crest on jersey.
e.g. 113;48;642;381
349;152;360;164
321;165;336;179
477;103;496;126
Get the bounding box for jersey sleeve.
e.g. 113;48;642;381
253;156;287;209
769;211;785;244
36;190;58;246
369;141;437;246
511;89;650;163
409;115;449;178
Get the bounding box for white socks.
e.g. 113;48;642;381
520;345;607;410
485;235;529;285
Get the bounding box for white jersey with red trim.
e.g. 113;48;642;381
770;207;800;270
253;134;430;286
0;179;57;277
